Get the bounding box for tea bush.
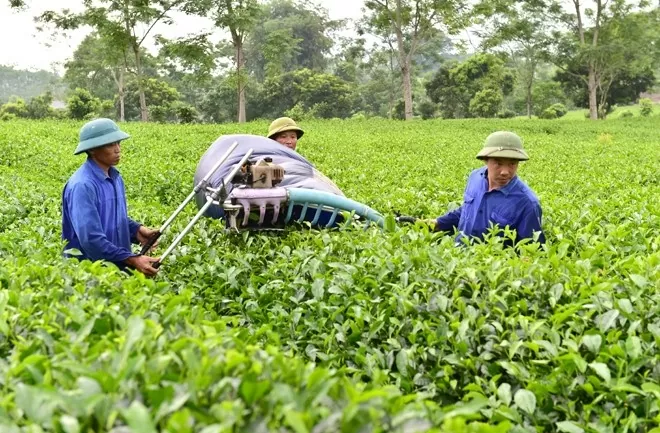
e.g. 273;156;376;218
0;117;659;432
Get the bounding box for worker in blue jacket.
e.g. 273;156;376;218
62;118;160;275
421;131;545;246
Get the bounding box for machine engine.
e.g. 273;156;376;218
232;157;285;189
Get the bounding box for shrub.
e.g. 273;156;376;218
639;98;653;117
0;97;28;118
468;88;503;118
284;102;310;121
173;102;199;124
417;100;437;120
541;103;567;119
149;105;168;123
67;88;101;120
540;108;557;119
497;109;516;119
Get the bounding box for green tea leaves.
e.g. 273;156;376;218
588;362;612;383
581;334;602;353
122;402;157;433
556;421;584;433
513;389;536;415
1;118;659;431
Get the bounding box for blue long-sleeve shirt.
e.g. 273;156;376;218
436;167;545;245
62;158;141;265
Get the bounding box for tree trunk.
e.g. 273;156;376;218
388;50;395;119
393;0;413;120
393;30;413;119
118;68;125;122
587;64;598;120
525;57;536;119
236;39;246;123
133;44;148;122
401;60;413;120
110;67;126;122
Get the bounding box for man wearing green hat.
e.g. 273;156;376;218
429;131;545;246
267;117;304;151
62;118;160;275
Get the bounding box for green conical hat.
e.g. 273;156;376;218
476;131;529;161
74;118;130;155
267;117;304;139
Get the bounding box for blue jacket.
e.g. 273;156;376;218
436;167;545;245
62;158;141;265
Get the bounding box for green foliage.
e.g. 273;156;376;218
418;100;437;119
1;117;659;431
469;88;504;118
540;103;567;119
63;34;125;102
619;110;634;118
426;54;515;119
124;79;181;121
149;101;200;124
392;99;407;120
173;102;199;124
497;109;516;119
639;98;654;117
510;80;568;117
283;102;311;121
551;7;660;116
263;68;356;119
245;0;338;82
0;96;28;119
0;93;59;120
25;91;57;119
0;65;65;103
67;88;101;120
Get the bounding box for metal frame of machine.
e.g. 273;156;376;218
142;141;385;268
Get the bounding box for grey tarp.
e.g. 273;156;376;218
194;134;344;219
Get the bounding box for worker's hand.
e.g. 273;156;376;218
136;225;159;252
421;219;438;231
125;255;160;277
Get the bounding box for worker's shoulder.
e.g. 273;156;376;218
466;166;487;181
512;177;542;207
65;164;101;192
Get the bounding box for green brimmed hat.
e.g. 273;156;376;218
267;117;304;140
74;118;130;155
476;131;529;161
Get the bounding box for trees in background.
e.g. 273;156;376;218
425;53;515;118
362;0;467;120
4;0;659;122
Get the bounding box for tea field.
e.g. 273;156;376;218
0;117;659;433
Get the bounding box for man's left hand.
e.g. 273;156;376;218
137;226;159;252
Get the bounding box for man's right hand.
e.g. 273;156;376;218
124;255;160;276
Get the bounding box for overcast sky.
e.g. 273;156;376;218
0;0;365;73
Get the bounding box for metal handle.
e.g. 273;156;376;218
154;148;254;268
143;141;239;257
139;231;162;255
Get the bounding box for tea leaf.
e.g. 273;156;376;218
514;389;536;414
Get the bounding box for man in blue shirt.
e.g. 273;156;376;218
62;118;160;275
426;131;545;246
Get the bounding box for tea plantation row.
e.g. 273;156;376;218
0;118;658;432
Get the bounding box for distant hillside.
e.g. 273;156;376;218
0;65;67;103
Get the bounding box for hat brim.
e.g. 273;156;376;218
74;130;130;155
268;126;304;140
476;147;529;161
